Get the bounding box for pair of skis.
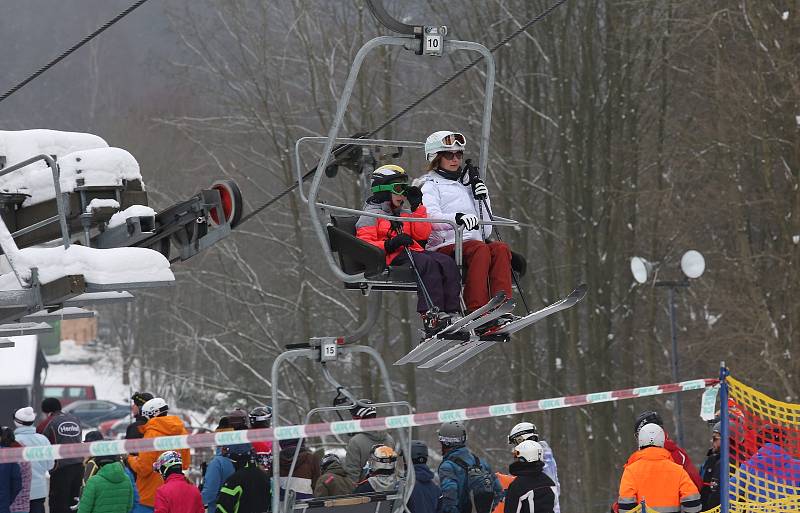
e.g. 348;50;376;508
395;284;588;372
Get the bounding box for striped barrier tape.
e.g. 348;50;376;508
0;378;718;463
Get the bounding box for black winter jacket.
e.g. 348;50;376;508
700;449;721;511
217;464;270;513
504;461;555;513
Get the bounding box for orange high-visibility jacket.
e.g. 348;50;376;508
492;472;516;513
618;447;701;513
127;415;191;507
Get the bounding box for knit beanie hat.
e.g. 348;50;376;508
13;406;35;426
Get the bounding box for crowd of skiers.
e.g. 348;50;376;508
355;130;516;336
0;391;784;513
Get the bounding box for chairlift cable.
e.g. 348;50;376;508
0;0;153;104
239;0;569;227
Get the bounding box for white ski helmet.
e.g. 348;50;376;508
508;422;539;445
638;423;666;449
513;440;544;463
141;397;169;419
368;444;397;473
424;131;466;162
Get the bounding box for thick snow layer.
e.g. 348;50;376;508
108;204;156;228
85;198;120;213
0;335;38;386
0;244;174;290
0;130;107;168
0;146;142;207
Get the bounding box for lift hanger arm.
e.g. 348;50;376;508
365;0;417;35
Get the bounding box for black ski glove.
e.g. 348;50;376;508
455;213;479;230
384;233;413;253
406;186;423;211
471;179;488;200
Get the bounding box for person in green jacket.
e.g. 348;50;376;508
77;455;134;513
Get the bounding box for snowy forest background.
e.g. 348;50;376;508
2;0;798;509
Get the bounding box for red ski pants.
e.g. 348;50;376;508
437;240;513;312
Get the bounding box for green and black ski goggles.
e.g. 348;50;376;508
371;182;409;195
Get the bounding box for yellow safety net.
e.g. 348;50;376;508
723;376;800;512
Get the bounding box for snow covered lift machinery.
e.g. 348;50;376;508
0;130;243;334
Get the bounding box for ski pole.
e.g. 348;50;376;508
479;197;532;315
403;245;436;313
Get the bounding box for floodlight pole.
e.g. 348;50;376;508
655;279;689;447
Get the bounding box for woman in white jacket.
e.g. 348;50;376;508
419;130;513;313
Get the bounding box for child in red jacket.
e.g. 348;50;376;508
356;165;461;335
153;452;203;513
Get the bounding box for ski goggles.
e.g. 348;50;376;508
371;183;409;195
440;132;466;146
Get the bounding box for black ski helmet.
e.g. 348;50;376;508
410;440;429;464
320;453;341;473
634;410;663;435
438;421;467;448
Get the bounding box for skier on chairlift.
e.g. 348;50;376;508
420;131;513;317
356;164;462;335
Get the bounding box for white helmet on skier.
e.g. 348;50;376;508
424;131;466;162
508;422;539;445
513;440;544;463
141;397;168;419
637;423;666;449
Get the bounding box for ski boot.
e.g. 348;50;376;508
422;310;453;338
475;313;516;336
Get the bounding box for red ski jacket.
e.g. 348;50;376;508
154;473;204;513
356;202;431;264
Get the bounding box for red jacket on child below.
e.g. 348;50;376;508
154;473;204;513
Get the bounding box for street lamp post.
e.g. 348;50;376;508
630;250;706;447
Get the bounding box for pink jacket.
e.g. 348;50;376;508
154;473;204;513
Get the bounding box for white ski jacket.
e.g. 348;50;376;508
419;170;493;251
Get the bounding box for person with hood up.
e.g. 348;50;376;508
353;445;399;494
314;454;353;497
406;440;441;513
343;400;394;482
13;407;52;513
617;424;701;513
152;451;203;513
76;454;134;513
126;392;154;441
503;441;555;513
278;439;319;501
217;445;270;513
356;164;461;334
39;398;83;513
127;398;190;512
437;421;502;513
2;428;29;513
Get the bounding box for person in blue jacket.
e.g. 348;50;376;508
437;422;502;513
406;440;440;513
202;445;237;513
731;424;800;502
0;434;22;513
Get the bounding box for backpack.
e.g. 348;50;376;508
450;453;496;513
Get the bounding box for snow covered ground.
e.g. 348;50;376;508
44;339;132;403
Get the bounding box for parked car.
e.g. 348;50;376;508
62;399;129;427
43;384;97;407
98;417;130;439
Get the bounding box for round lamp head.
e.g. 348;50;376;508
630;257;652;284
681;250;705;279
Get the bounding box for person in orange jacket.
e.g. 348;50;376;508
617;424;701;513
127;398;191;511
632;411;703;491
491;472;514;513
